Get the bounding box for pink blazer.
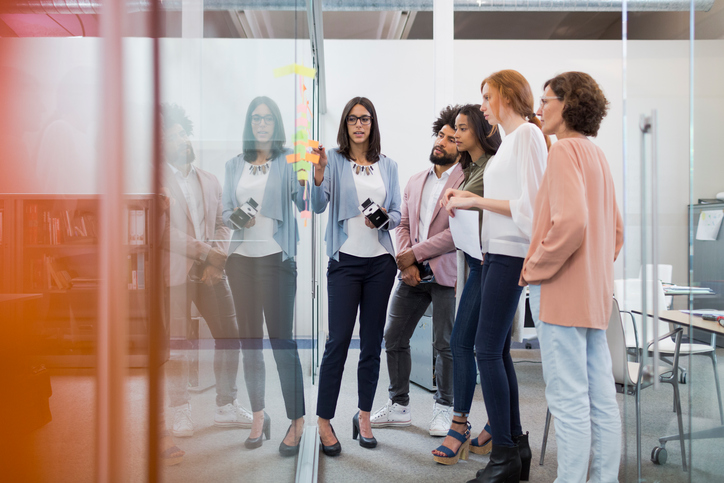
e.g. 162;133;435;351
162;165;231;287
397;164;464;287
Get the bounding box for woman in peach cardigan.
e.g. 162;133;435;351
520;72;624;483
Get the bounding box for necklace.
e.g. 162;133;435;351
249;160;270;175
351;162;374;176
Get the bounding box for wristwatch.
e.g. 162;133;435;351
199;249;208;263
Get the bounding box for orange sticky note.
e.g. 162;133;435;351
306;153;320;164
308;140;319;149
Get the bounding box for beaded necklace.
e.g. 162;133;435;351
351;162;374;176
249;160;271;175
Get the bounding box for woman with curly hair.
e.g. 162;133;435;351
521;72;623;482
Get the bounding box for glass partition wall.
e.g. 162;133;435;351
1;1;318;481
621;0;724;481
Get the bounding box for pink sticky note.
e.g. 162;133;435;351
300;210;312;219
297;103;307;114
296;117;309;128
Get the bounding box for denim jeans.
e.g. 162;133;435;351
529;284;621;483
316;253;397;420
166;277;240;407
451;252;484;415
475;253;524;448
384;279;456;407
226;253;305;420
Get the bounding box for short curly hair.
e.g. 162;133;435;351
161;102;194;137
543;72;609;137
432;104;460;136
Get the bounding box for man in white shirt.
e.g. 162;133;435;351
160;103;252;438
371;106;465;435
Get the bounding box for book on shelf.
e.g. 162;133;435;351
127;208;147;245
25;203;97;245
127;252;146;290
30;255;73;290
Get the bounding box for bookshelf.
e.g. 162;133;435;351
1;194;155;367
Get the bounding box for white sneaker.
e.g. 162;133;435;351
370;399;412;428
214;399;253;428
429;402;453;436
171;402;194;437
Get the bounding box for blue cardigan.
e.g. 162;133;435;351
311;148;401;260
222;149;305;260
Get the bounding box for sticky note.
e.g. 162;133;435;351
274;64;316;79
296;117;309;128
294;131;309;142
306;153;320;164
293;161;310;171
295;144;307;155
308;140;319;149
287;153;308;163
300;210;312;219
297;170;309;181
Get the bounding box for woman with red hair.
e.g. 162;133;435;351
442;69;548;482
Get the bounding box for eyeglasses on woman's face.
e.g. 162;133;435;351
346;115;372;126
539;96;562;107
251;114;275;125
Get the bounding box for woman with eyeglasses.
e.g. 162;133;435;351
443;70;549;483
310;97;401;456
522;72;623;483
222;96;306;455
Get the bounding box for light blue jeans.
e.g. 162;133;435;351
529;284;621;483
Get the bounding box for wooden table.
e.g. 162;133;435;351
652;309;724;336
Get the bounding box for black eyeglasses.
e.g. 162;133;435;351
251;115;275;125
347;115;372;125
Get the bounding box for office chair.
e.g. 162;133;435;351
539;298;687;474
615;278;723;423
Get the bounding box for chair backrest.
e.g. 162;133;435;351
613;278;669;348
606;297;634;386
638;264;674;309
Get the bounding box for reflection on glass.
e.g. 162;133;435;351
161;103;247;465
222;97;306;455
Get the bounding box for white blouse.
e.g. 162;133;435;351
481;122;547;259
233;161;282;258
340;162;389;258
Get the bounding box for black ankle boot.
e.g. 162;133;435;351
514;432;531;481
468;444;521;483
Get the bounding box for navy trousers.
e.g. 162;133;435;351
316;252;397;420
475;253;524;448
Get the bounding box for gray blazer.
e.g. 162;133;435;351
222;149;304;260
311;148;401;260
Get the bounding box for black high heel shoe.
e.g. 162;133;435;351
469;444;521;483
319;424;341;457
514;432;531;481
279;424;302;457
352;411;377;449
244;412;271;449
